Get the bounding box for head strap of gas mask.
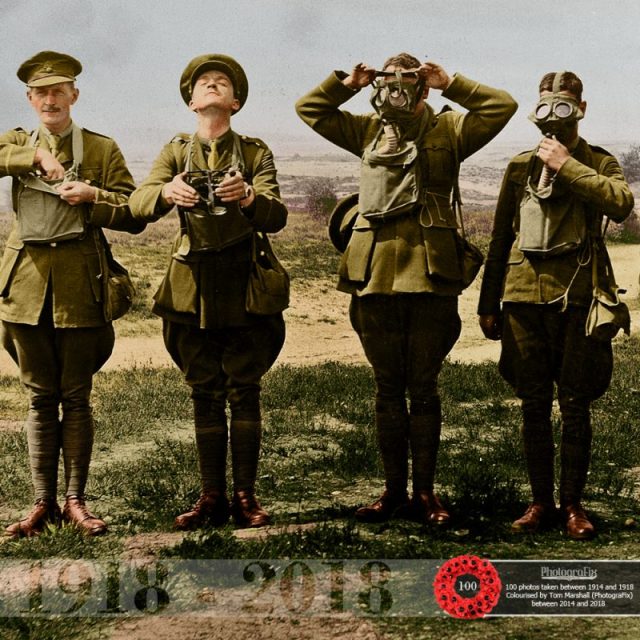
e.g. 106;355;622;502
370;68;426;123
528;71;584;135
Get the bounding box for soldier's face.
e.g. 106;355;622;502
189;71;240;115
27;82;78;133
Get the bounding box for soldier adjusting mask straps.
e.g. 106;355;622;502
370;69;426;123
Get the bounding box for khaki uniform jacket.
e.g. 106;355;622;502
0;126;143;327
295;72;517;296
478;139;634;315
128;129;287;328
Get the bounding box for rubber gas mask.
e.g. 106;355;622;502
370;69;426;123
528;92;584;140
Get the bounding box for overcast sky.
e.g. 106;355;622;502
1;0;639;159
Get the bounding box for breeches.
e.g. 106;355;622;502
500;303;613;410
1;319;114;419
349;293;461;413
499;304;611;501
1;317;114;498
162;316;285;421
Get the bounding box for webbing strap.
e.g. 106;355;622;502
22;124;84;193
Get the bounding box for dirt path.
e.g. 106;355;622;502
0;245;637;376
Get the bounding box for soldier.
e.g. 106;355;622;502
129;54;287;529
478;71;634;539
296;55;516;524
0;51;144;538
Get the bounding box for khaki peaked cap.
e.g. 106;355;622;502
180;54;248;111
18;51;82;87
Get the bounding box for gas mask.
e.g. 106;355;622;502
528;92;584;140
529;72;584;142
370;69;426;123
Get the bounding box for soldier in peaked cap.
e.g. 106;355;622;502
130;54;288;530
17;50;82;87
0;51;144;539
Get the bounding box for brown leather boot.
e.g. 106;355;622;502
62;496;107;536
411;491;450;526
5;498;61;539
174;491;231;531
355;490;410;523
511;502;558;533
231;490;271;528
562;503;595;540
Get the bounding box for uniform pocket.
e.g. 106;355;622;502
154;257;199;314
80;244;103;302
419;192;457;229
0;246;22;297
422;137;454;182
338;229;375;283
81;167;103;187
421;226;462;282
507;245;526;265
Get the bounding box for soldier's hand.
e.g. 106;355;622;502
56;181;97;205
34;148;65;181
418;62;452;91
343;63;376;90
479;314;502;341
537;136;571;171
162;172;199;208
215;170;249;203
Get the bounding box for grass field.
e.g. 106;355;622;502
0;207;639;638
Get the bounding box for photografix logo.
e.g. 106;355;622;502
541;566;598;580
433;555;501;619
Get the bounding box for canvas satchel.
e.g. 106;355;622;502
94;228;135;321
585;222;630;341
17;126;87;243
245;231;290;315
517;153;587;257
358;113;431;221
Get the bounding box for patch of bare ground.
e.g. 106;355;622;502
122;532;187;560
0;419;21;432
110;616;383;640
121;524;321;561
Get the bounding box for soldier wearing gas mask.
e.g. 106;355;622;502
297;55;516;525
478;71;634;539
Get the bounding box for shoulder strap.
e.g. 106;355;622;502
231;131;246;173
438;110;466;236
184;134;196;173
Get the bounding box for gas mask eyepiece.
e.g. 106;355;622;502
370;69;425;122
528;93;584;138
530;93;583;123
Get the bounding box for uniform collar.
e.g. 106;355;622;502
39;121;74;140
